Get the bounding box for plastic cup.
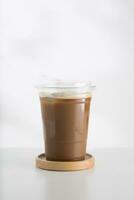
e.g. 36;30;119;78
37;79;94;161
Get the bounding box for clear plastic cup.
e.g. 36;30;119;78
37;78;94;161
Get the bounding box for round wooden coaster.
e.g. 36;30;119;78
36;153;95;171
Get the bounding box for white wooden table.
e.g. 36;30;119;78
1;148;134;200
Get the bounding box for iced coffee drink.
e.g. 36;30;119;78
38;80;93;161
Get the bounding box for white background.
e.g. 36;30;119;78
1;0;134;149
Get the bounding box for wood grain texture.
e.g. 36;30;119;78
36;153;95;171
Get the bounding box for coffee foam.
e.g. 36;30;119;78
39;91;91;99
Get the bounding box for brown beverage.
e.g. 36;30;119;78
40;95;91;161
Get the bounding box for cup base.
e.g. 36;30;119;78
36;153;95;171
45;155;85;162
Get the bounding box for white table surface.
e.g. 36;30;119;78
0;148;134;200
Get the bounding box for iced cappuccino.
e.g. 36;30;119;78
38;80;93;161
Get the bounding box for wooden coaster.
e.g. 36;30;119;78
36;153;95;171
